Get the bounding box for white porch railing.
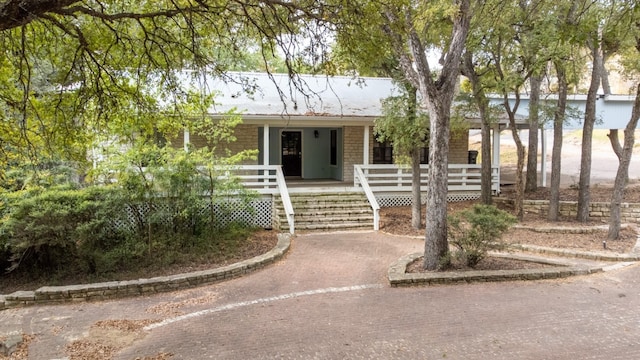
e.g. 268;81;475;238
354;166;381;231
231;165;295;234
353;164;500;194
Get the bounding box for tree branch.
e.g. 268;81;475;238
0;0;79;31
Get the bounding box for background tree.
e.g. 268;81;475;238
576;0;629;222
0;0;334;180
375;85;429;229
607;2;639;240
460;52;496;205
379;0;473;269
331;11;427;229
547;1;586;221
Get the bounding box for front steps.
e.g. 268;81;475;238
274;192;374;232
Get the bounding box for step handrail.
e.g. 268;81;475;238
354;165;380;231
274;166;295;234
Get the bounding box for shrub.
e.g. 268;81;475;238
446;204;517;268
0;185;130;274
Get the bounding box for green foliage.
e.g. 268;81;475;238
0;185;128;273
446;204;517;268
375;86;428;164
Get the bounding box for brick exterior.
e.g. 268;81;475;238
172;124;259;165
449;131;470;164
172;123;470;180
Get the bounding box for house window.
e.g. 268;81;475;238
373;140;393;164
330;130;337;165
373;140;428;164
420;146;429;164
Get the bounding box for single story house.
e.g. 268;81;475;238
169;72;525;233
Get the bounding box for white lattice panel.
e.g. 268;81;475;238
107;197;273;233
376;193;480;208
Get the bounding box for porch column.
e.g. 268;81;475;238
263;124;270;166
184;128;190;152
492;125;500;166
363;125;370;165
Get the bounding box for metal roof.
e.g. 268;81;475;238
202;72;399;118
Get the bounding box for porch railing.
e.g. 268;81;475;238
353;164;500;194
230;165;295;234
354;166;380;231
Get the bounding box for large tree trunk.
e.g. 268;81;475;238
423;102;451;269
526;74;542;193
411;148;422;229
548;61;568;221
608;85;640;239
576;42;603;222
383;0;471;270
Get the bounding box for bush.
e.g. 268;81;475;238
446;204;517;268
0;185;131;274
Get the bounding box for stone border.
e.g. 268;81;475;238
388;252;605;287
506;243;640;262
0;233;291;311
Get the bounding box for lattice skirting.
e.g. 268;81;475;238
376;193;481;208
108;197;273;233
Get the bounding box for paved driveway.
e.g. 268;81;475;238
2;231;640;359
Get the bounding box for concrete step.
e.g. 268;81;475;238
281;221;373;231
295;214;373;224
275;203;372;212
274;191;374;232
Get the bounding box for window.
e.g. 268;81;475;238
330;130;337;165
373;140;393;164
420;146;429;164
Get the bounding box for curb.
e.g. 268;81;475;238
388;252;607;287
0;233;291;311
507;244;640;262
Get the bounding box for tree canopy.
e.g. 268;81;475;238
0;0;334;176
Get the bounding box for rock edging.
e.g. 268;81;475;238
388;252;605;287
0;233;291;311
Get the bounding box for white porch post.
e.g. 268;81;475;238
363;125;370;165
492;125;500;167
263;124;270;166
541;128;547;187
183;128;190;152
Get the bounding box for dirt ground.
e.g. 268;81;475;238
382;184;640;272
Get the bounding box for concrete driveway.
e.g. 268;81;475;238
2;231;640;359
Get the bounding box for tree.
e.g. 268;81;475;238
607;2;640;240
526;73;543;193
0;0;333;178
375;84;429;228
461;51;495;205
331;12;427;230
548;61;569;221
576;0;631;222
380;0;473;269
546;0;588;221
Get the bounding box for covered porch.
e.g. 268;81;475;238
232;161;502;234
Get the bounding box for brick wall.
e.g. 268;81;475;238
449;131;470;164
343;126;367;182
170;124;259;165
